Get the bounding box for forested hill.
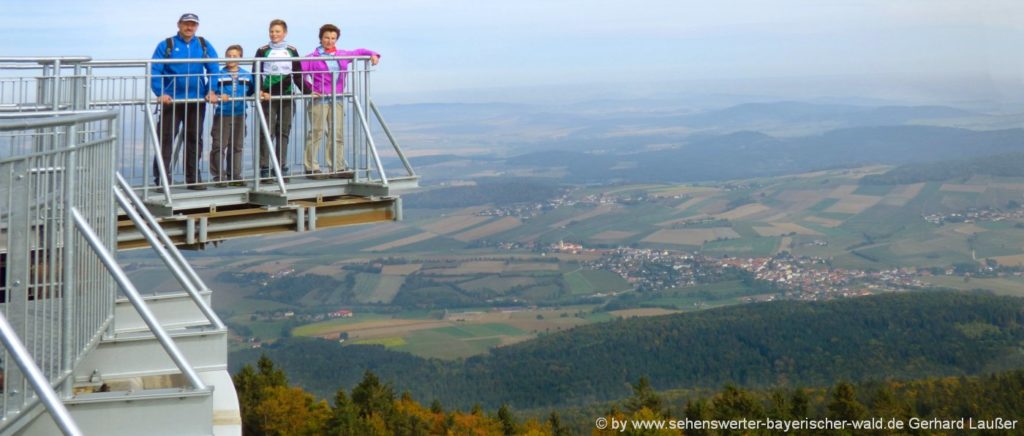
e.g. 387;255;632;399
861;152;1024;185
231;291;1024;409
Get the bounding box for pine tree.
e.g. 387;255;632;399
827;381;867;421
711;384;764;420
497;404;517;436
351;370;396;419
328;387;359;436
548;411;571;436
625;376;666;416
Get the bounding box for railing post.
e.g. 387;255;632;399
61;119;78;398
6;156;31;411
144;102;173;204
143;60;152;201
253;95;288;193
370;100;415;177
352;98;388;185
50;59;61;111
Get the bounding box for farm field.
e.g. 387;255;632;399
641;228;741;245
286;304;670;359
138;166;1024;361
921;276;1024;297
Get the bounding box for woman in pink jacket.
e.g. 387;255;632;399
300;23;380;179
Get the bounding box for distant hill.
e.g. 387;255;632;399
231;291;1024;409
862;152;1024;185
401;177;564;209
680;101;976;128
506;126;1024;183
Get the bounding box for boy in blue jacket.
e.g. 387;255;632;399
150;13;219;190
210;44;254;187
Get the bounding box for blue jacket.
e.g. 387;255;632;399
150;34;220;100
210;68;254;116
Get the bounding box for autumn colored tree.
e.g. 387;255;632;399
252;385;330;435
234;354;289;435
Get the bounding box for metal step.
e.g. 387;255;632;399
74;327;228;382
113;291;216;334
20;387;215;436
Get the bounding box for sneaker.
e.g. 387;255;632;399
259;167;270;179
214;182;229;188
227;181;246;187
186;184;208;191
330;170;355;179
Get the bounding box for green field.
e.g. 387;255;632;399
644;280;760;309
352;336;407;347
702;236;779;257
392;324;523;359
291;313;394;337
433;323;526;338
580;269;630;292
922;276;1024;296
853;184;895;196
563;269;627;295
563;271;594;295
808;198;840;212
245;320;293;342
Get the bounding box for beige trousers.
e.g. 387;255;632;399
304;101;345;172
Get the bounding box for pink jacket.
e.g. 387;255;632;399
301;47;379;95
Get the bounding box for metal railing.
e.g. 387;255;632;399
0;109;119;433
0;55;416;209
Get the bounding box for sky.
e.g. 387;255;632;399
3;0;1024;105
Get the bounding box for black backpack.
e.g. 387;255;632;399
163;36;209;58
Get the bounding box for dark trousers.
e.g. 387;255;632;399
154;101;206;184
210;115;245;181
258;99;293;172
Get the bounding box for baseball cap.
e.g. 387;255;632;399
179;13;199;23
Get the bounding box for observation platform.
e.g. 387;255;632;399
0;53;417;435
116;173;416;250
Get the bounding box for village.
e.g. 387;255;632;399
581;245;938;301
923;204;1024;225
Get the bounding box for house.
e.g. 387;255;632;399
330;309;354;318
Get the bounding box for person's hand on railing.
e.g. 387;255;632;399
205;91;217;104
159;95;172;105
218;93;231;103
260;91;271;101
370;55;380;66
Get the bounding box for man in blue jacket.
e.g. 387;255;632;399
150;13;219;190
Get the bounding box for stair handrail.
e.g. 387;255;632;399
115;173;226;330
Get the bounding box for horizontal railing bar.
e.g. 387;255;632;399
0;109;116;130
0;135;115;165
0;56;91;64
84;55;376;67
